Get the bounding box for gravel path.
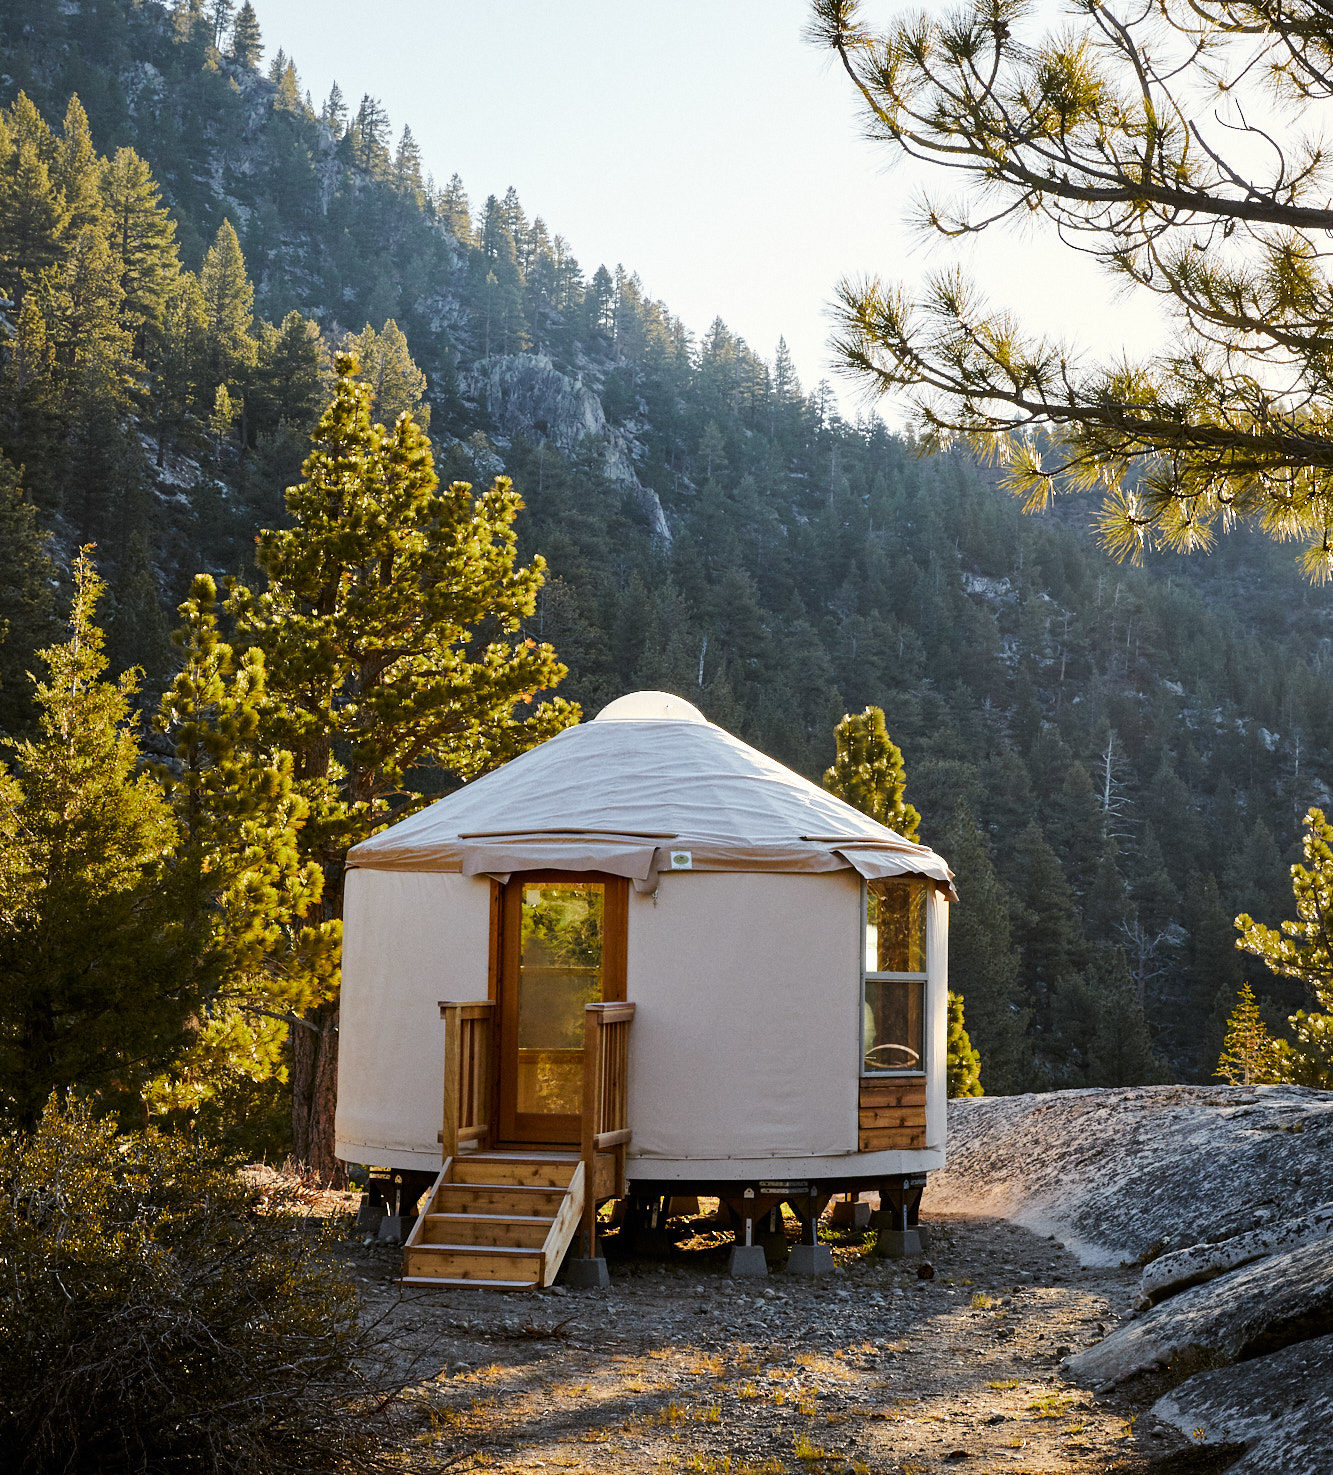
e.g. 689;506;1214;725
346;1207;1243;1474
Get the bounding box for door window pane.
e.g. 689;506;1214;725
863;978;925;1072
867;879;927;973
516;883;603;1118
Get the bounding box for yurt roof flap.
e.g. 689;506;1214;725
347;693;954;896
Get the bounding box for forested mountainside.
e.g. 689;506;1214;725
2;0;1330;1095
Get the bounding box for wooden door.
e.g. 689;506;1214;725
496;872;627;1146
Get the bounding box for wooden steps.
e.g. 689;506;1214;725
401;1151;585;1289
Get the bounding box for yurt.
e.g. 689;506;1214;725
336;691;954;1288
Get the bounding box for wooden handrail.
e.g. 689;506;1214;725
438;1000;495;1160
581;999;635;1259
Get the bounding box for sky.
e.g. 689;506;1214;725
249;0;1165;421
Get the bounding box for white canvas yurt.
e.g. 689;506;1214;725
337;691;954;1287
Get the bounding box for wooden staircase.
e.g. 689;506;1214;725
400;1151;584;1289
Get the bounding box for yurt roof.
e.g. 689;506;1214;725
347;691;954;895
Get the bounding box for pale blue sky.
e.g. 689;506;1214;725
249;0;1161;417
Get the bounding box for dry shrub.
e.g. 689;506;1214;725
0;1097;407;1473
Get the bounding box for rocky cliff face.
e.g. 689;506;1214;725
462;352;670;542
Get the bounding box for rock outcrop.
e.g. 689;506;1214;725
461;353;670;542
1064;1234;1333;1387
1137;1199;1333;1307
924;1086;1333;1266
1152;1332;1333;1475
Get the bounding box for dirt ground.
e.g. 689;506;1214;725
337;1203;1243;1475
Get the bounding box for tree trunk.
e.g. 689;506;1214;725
290;999;344;1185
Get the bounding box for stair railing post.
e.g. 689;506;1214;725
439;1001;461;1162
581;1003;604;1258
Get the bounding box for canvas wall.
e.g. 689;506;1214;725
335;869;492;1169
625;870;862;1162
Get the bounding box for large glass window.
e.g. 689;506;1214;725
515;882;604;1117
862;879;927;1074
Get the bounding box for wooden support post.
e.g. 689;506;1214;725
440;1003;461;1163
581;1004;601;1259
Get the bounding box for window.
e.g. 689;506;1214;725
862;878;927;1074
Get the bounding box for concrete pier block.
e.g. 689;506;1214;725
563;1256;611;1289
787;1243;833;1276
376;1214;407;1245
669;1195;701;1218
830;1200;871;1230
728;1244;769;1278
876;1227;923;1258
356;1197;385;1234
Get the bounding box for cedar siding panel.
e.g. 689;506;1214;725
858;1076;926;1150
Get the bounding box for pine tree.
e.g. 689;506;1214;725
198;218;256;395
1214;983;1283;1085
229;1;262;68
52;96;106;241
823;705;921;839
946;991;983;1096
150;576;335;1121
393;126;424;202
321;82;348;135
207;0;235;47
0;99;71;302
1082;947;1161;1087
439;173;471;239
106;506;172;689
151;272;208;459
348;95;391;176
1181;871;1244;1072
250;310;328;438
343;319;428;427
273;61;301;114
100;146;180;351
1010;820;1086;1060
228;353;577;1178
1237;807;1333;1088
0;456;57;738
936;802;1029;1092
0;553;210;1127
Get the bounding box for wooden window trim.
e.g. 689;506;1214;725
492;871;628;1146
861;880;930;1080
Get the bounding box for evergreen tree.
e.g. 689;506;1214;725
198;218;255;396
273;61;301;114
439;172;471;238
1214;982;1283;1086
393;125;424;202
348;95;391;176
946;991;983;1096
207;0;235;47
0;98;71;301
823;705;921;838
321;81;348;135
1237;807;1333;1088
1082;947;1161;1087
936;802;1028;1092
343;319;427;428
0;553;210;1127
1180;872;1244;1072
229;1;262;68
151;576;335;1122
52;96;106;241
1010;821;1085;1057
250;310;327;438
0;456;57;738
151;272;208;459
229;354;577;1178
100;146;180;351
